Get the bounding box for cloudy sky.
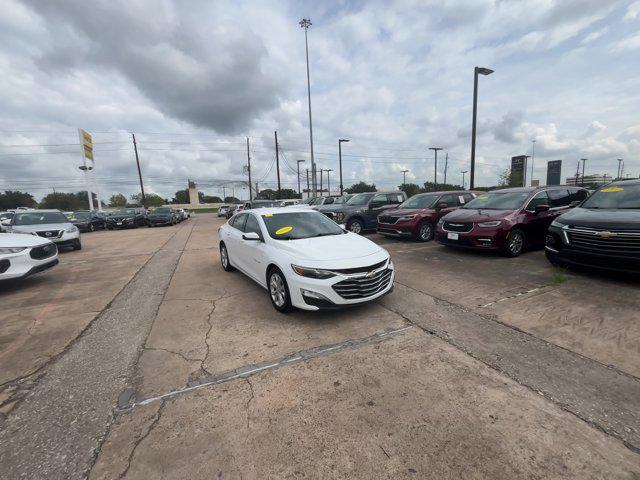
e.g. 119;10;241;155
1;0;639;201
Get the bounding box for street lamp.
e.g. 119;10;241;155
401;169;409;185
300;18;316;196
581;158;588;186
530;139;536;187
470;66;494;189
338;139;350;195
296;160;305;198
461;170;468;190
326;169;333;196
429;147;443;190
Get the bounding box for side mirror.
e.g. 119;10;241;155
436;203;449;210
534;204;550;214
242;232;261;241
569;200;581;208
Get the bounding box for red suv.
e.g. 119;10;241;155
377;191;479;241
435;186;589;256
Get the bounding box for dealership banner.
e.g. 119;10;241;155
510;155;527;187
547;160;562;185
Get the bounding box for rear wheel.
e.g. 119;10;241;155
220;242;235;272
503;228;525;257
268;267;293;313
89;223;95;232
347;218;364;234
416;220;434;242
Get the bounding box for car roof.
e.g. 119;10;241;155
413;190;475;196
15;209;62;213
602;179;640;186
240;207;322;216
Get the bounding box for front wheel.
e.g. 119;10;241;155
73;239;82;251
416;220;434;242
503;228;525;257
220;243;235;272
347;218;364;235
89;223;95;232
268;267;293;313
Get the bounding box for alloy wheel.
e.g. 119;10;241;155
269;272;286;307
508;231;524;255
419;222;432;241
349;220;362;234
221;245;229;268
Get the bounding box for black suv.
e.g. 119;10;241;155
70;210;107;232
322;191;407;234
106;208;148;229
546;179;640;273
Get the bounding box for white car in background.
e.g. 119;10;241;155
218;208;394;312
0;233;59;280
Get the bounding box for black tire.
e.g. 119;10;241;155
503;228;525;257
73;239;82;251
267;266;293;313
89;223;95;232
347;218;364;235
416;220;434;242
220;242;235;272
107;225;113;230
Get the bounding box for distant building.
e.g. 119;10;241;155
566;174;614;188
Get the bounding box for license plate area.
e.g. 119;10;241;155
447;232;459;240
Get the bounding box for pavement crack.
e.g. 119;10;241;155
201;300;216;376
244;377;255;432
144;347;201;363
379;444;391;459
118;401;165;479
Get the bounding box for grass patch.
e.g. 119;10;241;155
191;208;219;214
551;267;568;284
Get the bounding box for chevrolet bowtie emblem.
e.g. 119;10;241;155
365;270;376;278
598;231;616;238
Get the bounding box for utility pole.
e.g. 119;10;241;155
530;139;536;187
274;131;281;195
255;182;259;198
401;169;409;185
444;153;449;185
299;18;316;195
338;138;350;195
296;160;305;198
306;168;310;197
461;170;468;190
246;137;252;201
326;168;333;196
132;133;146;207
429;147;443;190
581;158;587;186
319;168;324;196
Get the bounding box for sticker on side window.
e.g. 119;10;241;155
275;226;293;235
262;213;273;217
601;187;624;193
458;195;465;204
478;195;488;199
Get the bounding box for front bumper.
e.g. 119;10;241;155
286;262;396;311
0;247;59;280
435;225;507;251
107;219;137;228
148;217;173;226
377;220;417;238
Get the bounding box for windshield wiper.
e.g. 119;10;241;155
312;232;343;237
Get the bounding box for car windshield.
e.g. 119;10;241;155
463;191;530;210
72;212;90;219
581;184;640;209
14;211;68;225
261;211;345;240
308;197;324;205
346;193;375;206
115;209;137;215
398;195;439;209
153;208;172;214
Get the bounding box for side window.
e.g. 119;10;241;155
387;194;403;204
462;194;475;204
547;189;572;208
232;213;248;231
244;202;251;210
244;214;262;239
569;189;589;202
525;191;550;211
438;194;457;206
371;194;387;205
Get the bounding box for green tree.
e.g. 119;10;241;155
398;183;422;197
498;168;513;187
109;193;127;207
130;193;166;207
39;191;92;211
224;196;240;203
0;190;37;210
202;195;223;203
345;182;377;194
422;181;465;192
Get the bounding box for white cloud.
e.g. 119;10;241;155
610;31;640;51
624;1;640;20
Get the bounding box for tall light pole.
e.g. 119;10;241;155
461;170;468;190
530;139;536;186
470;66;494;189
338;138;350;195
300;18;317;196
429;147;443;190
326;168;333;196
296;160;305;198
319;168;324;196
581;158;587;186
401;169;409;185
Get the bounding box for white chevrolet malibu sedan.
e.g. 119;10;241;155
0;233;59;281
218;207;394;312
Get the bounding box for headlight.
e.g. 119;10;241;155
398;215;417;221
291;264;336;279
0;247;26;254
477;220;501;228
65;226;78;233
437;218;445;225
550;219;566;228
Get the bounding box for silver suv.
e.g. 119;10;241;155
4;209;82;250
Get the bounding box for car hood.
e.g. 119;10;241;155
557;207;640;229
148;213;171;217
11;223;72;233
381;208;433;217
0;233;52;248
442;208;514;223
273;232;386;263
71;219;89;224
108;215;136;220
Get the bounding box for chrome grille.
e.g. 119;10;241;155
443;222;473;233
36;230;63;239
567;227;640;254
332;269;393;299
378;215;399;224
30;243;58;260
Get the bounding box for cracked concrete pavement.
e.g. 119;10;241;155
1;214;639;479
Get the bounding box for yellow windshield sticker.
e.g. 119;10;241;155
601;187;623;192
263;213;273;217
478;195;488;199
275;226;293;235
